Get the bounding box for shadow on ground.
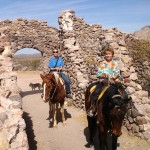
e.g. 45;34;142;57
23;112;37;150
20;90;43;97
48;108;72;128
84;126;118;150
84;126;100;150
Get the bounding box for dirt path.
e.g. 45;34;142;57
16;71;150;150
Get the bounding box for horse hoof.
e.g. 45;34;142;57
54;125;58;128
63;121;67;126
46;117;50;120
84;142;93;148
117;143;120;147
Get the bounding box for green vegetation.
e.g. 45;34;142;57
126;39;150;93
85;55;95;65
13;57;42;71
127;39;150;63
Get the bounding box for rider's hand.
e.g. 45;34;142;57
56;67;62;71
102;73;109;78
105;74;109;78
111;76;116;80
55;68;59;71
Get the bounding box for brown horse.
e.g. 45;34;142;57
85;81;130;150
40;72;66;127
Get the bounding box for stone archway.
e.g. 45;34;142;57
0;19;61;73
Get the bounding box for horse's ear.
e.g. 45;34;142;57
40;74;44;79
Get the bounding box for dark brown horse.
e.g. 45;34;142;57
85;81;130;150
40;72;66;127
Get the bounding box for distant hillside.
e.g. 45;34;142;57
133;26;150;41
14;53;42;59
13;53;42;71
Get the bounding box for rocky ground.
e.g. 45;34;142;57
16;71;150;150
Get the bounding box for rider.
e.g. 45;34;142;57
48;49;72;98
88;46;127;116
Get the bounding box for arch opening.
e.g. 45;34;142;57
13;48;42;71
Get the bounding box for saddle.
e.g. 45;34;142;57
87;82;109;117
90;84;109;101
87;80;128;117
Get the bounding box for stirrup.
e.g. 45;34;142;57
87;109;94;117
86;104;97;117
86;105;93;117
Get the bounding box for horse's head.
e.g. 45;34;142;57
40;74;57;103
108;86;131;137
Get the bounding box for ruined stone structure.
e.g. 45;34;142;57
0;10;150;149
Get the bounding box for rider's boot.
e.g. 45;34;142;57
87;82;103;117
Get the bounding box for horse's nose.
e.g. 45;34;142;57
112;130;122;137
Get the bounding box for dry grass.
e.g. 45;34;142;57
127;39;150;63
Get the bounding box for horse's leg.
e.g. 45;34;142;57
99;134;108;150
104;132;109;150
98;127;108;150
60;102;66;125
52;103;57;127
85;116;96;148
47;101;51;120
112;134;118;150
47;101;52;120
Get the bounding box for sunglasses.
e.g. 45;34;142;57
53;51;58;53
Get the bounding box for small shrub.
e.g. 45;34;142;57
127;39;150;63
126;38;150;94
85;56;95;65
13;58;41;71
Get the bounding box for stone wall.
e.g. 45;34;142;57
58;10;150;141
0;10;150;149
0;19;60;149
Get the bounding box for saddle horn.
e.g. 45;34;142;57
112;94;123;99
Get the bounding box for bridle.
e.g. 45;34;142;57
42;80;57;102
49;81;57;100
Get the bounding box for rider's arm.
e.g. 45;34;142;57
48;58;56;71
50;67;59;71
97;73;109;79
96;62;109;79
57;57;64;71
111;74;119;80
48;57;64;71
110;60;120;80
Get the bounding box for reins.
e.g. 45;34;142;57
49;72;63;100
96;78;122;112
49;81;57;100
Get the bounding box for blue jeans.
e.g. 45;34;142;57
60;72;71;94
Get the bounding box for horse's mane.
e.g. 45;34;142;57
53;72;60;83
44;72;63;85
102;85;118;100
52;72;64;86
49;72;66;93
101;85;119;111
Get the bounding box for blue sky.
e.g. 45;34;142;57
0;0;150;54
